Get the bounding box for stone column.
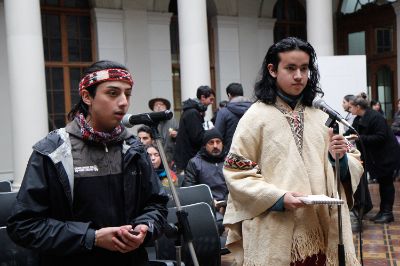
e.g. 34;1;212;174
147;12;174;110
4;0;48;189
177;0;212;118
92;8;125;63
306;0;334;56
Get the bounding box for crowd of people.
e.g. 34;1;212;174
5;36;400;266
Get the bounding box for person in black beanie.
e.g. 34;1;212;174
182;128;228;210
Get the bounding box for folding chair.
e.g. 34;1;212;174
0;180;12;192
0;191;17;227
166;184;214;211
156;202;221;266
165;185;229;254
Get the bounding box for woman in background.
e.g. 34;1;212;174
392;98;400;180
349;95;400;223
146;144;179;187
370;99;385;118
392;98;400;141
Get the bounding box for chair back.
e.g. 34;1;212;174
157;202;221;266
0;180;12;192
0;192;17;227
0;226;38;266
166;184;215;212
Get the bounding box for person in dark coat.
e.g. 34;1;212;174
215;83;252;151
349;95;400;223
370;99;385;118
392;98;400;139
182;128;228;204
7;60;169;266
211;100;228;124
173;85;215;172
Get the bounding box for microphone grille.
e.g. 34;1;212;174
312;98;324;108
122;114;132;128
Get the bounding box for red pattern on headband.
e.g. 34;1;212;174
78;68;134;95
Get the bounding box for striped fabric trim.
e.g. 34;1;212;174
274;102;305;157
224;152;260;173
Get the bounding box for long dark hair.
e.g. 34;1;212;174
67;60;129;121
254;37;323;106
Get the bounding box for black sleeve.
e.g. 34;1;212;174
183;109;205;150
214;109;227;141
358;116;388;146
182;159;199;187
7;152;95;255
392;115;400;135
131;152;169;243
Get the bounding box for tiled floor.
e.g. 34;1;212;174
353;181;400;265
221;181;400;266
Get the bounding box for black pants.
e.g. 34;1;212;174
353;172;373;217
377;174;395;212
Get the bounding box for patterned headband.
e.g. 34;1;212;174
78;68;134;95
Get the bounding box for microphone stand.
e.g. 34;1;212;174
325;118;345;266
149;124;200;266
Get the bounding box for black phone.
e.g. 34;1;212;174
130;229;140;235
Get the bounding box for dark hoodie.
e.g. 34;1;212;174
214;96;252;151
174;98;207;170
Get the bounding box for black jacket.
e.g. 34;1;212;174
7;122;169;266
174;98;206;170
182;147;228;201
354;109;400;178
215;97;251;151
392;111;400;136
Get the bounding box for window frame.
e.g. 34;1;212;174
41;4;96;130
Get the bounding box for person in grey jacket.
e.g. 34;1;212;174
7;60;168;266
214;83;252;151
148;97;179;164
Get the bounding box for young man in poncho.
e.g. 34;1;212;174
223;37;363;266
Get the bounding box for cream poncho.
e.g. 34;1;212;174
223;100;363;266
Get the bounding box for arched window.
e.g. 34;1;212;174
41;0;94;130
273;0;306;42
376;66;393;119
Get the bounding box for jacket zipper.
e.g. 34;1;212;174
104;143;108;152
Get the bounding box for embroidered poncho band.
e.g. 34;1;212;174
78;68;134;96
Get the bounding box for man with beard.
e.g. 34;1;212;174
182;128;228;211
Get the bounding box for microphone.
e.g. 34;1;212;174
122;110;173;127
312;98;355;131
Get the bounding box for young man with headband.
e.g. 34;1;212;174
7;60;168;266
